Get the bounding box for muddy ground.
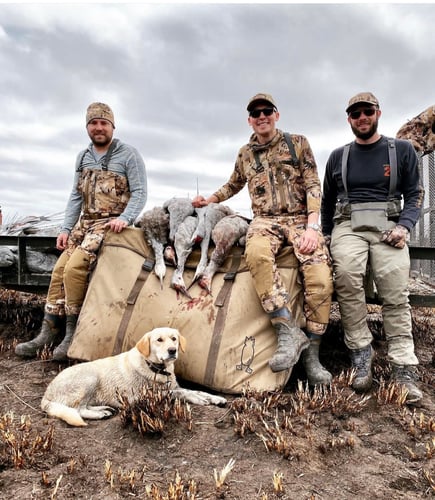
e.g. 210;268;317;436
0;292;434;500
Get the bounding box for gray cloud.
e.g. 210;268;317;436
0;3;433;222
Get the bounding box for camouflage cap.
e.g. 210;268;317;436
346;92;379;113
86;102;115;128
247;93;277;112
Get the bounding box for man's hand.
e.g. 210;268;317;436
381;224;409;249
192;194;219;208
56;232;69;251
105;218;128;233
298;228;319;255
192;195;208;208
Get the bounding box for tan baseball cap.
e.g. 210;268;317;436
346;92;379;113
86;102;115;128
247;93;277;112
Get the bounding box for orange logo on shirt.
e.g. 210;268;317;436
384;164;391;177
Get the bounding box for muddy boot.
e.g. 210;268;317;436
269;320;310;373
349;345;374;392
302;338;332;386
391;364;423;404
15;313;63;358
52;314;78;361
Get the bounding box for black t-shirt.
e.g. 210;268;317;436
321;136;424;235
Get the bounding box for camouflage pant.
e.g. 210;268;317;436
245;215;333;334
45;218;110;316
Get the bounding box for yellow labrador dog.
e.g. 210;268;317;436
41;327;227;426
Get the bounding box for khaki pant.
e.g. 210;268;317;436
245;215;333;335
45;219;109;316
331;220;418;365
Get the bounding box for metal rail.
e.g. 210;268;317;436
0;235;434;305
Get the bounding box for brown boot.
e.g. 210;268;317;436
52;314;78;361
15;313;64;358
269;320;309;373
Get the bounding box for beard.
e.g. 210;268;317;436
351;118;379;140
90;134;112;148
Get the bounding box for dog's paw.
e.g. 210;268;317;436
193;392;227;406
82;405;117;420
210;395;227;407
100;407;117;419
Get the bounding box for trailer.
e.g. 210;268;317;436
0;235;59;293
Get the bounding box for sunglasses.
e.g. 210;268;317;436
249;107;275;118
349;108;377;120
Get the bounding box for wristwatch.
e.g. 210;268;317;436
307;223;321;231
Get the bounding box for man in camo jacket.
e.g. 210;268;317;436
16;102;147;360
193;93;333;385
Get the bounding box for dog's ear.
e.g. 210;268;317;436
136;333;151;357
178;334;187;353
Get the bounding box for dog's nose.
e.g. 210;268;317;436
168;347;177;356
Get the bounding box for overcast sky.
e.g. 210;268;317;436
0;2;433;223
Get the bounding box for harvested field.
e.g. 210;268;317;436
0;289;434;499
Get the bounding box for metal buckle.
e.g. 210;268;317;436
223;271;236;281
142;258;155;272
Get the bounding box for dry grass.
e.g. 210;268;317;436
0;412;54;469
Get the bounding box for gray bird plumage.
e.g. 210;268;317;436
137;207;170;288
170;215;198;298
163;197;195;243
190;203;234;285
197;214;249;294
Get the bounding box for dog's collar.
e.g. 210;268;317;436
146;360;171;377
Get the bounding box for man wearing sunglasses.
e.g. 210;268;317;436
193;93;333;385
321;92;424;404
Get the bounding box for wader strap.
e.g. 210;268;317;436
77;138;119;172
283;132;298;165
252;151;264;173
341;137;397;201
204;247;243;387
387;138;397;199
341;143;351;198
112;256;155;355
252;132;298;173
101;139;119;170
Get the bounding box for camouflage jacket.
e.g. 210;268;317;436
213;129;322;217
61;140;147;233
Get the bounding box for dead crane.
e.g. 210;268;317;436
137;207;170;288
170;215;198;299
189;203;234;286
163;197;195;243
197;214;250;294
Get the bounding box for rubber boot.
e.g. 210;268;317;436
349;345;374;392
52;314;78;361
391;364;423;404
15;313;63;358
302;339;332;386
269;320;310;373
